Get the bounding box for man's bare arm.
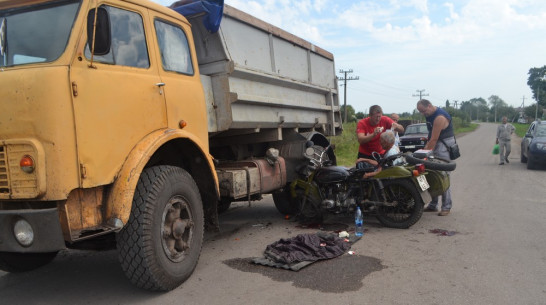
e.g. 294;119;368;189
424;116;448;150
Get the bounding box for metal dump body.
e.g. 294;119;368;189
187;5;341;138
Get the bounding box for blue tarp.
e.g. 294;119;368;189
171;0;224;33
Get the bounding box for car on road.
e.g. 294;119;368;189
521;120;546;169
399;123;428;152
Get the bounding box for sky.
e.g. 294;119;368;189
152;0;546;115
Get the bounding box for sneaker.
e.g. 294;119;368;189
424;206;438;212
438;210;450;216
505;157;509;163
498;162;504;165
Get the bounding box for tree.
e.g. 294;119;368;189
488;95;508;122
527;66;546;108
341;105;356;122
445;99;450;108
355;112;365;120
469;97;487;121
524;104;544;120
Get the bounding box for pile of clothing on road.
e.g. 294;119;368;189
252;231;358;271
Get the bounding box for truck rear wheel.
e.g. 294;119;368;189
0;251;58;273
117;166;204;291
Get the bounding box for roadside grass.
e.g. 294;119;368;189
513;123;530;138
330;122;479;167
457;123;479;134
329;122;359;167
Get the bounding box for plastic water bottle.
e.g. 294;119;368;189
355;207;364;237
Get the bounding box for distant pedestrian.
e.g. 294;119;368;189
496;116;515;165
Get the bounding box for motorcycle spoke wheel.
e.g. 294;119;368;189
375;179;424;229
294;188;323;223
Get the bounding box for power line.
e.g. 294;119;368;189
412;89;429;100
337;69;359;123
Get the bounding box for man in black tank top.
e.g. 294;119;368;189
416;99;455;216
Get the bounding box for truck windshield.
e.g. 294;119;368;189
0;0;80;67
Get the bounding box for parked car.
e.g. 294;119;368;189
521;120;546;169
399;123;428;152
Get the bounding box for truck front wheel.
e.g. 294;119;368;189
117;166;204;291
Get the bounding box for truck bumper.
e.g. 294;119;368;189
0;208;66;252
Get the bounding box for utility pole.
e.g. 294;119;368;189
519;96;526;122
412;89;429;100
337;69;359;123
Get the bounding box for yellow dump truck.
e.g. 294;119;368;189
0;0;341;290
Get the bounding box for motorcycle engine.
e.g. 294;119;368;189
321;183;355;213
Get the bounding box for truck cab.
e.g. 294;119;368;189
0;0;340;290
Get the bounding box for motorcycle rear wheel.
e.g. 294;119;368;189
375;179;424;229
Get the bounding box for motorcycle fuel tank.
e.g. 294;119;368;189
314;166;350;184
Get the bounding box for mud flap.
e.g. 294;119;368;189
419;189;432;205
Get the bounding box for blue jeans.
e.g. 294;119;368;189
427;137;454;211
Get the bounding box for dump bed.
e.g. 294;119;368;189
185;4;341;138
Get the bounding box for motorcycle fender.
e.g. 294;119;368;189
419;188;432;204
374;166;412;179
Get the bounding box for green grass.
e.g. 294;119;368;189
456;123;479;134
513;123;530;137
330;122;479;167
329;122;359;167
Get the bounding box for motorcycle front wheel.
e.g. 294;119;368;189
375;179;424;229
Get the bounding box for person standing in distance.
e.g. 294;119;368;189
416;99;456;216
357;105;404;159
496;116;515;165
390;113;401;147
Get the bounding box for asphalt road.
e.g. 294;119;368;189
1;122;545;305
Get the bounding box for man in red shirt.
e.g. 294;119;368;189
357;105;404;159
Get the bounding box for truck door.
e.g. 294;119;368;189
70;3;167;187
148;12;209;147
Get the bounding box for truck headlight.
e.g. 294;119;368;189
13;218;34;247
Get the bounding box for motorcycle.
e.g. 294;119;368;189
286;143;453;229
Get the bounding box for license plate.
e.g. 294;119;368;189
417;175;429;191
405;145;415;148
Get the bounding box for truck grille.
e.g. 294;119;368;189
0;146;9;194
0;143;42;198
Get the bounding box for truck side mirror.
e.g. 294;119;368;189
87;7;111;56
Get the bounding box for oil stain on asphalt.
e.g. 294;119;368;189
224;254;385;293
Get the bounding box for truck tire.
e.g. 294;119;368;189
272;186;297;215
117;166;204;291
405;154;456;171
0;251;58;273
375;179;424;229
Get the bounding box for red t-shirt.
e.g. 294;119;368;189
356;116;394;155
